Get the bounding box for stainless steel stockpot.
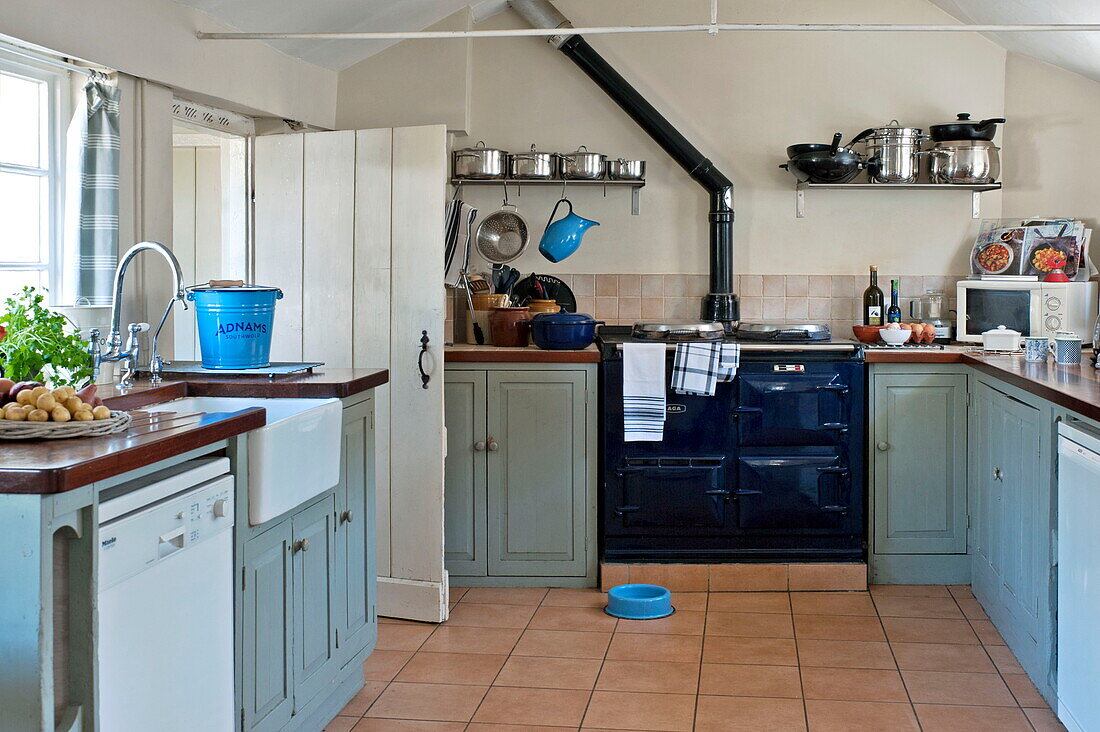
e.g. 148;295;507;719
606;158;646;180
508;144;556;180
928;140;1000;184
558;145;606;179
453;141;507;179
860;121;926;184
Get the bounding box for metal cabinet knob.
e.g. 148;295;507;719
876;441;890;451
294;538;310;553
341;510;354;524
487;438;499;452
474;441;486;451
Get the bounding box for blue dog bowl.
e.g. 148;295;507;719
605;584;674;620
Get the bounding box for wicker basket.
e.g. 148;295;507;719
0;410;132;440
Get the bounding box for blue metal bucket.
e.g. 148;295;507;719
186;284;283;369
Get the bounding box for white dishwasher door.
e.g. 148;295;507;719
98;466;235;732
1057;421;1100;732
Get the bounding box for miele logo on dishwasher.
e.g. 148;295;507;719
100;536;117;550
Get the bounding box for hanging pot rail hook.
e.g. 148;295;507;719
708;0;719;35
418;330;431;389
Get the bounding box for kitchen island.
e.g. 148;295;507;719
0;368;387;732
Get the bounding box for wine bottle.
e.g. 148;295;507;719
887;279;902;323
863;266;884;326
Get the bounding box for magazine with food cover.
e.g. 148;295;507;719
972;218;1089;278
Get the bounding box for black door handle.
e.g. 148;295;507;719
418;330;430;389
815;384;850;393
705;489;731;498
614;505;640;515
821;422;849;432
734;489;764;496
816;466;850;474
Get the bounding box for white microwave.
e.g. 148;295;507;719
956;279;1098;345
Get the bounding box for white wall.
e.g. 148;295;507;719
2;0;337;127
1002;52;1100;230
337;0;1008;277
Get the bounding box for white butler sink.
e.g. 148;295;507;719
143;396;343;525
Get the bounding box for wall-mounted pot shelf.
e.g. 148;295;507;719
450;177;646;215
794;181;1002;219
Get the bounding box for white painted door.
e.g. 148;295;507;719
254;127;447;622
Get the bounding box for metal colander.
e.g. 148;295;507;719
475;184;529;263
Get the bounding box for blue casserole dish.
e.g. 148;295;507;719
528;311;604;350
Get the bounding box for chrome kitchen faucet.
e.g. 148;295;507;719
91;241;188;387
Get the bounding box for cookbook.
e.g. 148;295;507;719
971;218;1093;280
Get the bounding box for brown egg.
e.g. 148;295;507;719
27;409;49;422
51;406;71;423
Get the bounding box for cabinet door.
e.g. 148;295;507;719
291;495;337;710
444;371;488;576
336;399;376;661
242;521;293;732
873;373;968;554
486;370;587;577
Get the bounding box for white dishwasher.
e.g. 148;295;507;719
98;458;235;732
1057;420;1100;732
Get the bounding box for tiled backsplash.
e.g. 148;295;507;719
446;273;966;344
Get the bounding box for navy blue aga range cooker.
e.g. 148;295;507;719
598;323;866;563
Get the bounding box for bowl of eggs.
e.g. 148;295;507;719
0;381;130;439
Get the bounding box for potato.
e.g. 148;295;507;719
3;405;27;421
62;396;82;412
30;386;49;400
35;393;57;412
92;405;111;420
50;405;71;422
27;409;49;422
52;387;73;401
73;409;94;422
16;390;36;406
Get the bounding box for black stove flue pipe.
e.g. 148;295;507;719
509;0;738;324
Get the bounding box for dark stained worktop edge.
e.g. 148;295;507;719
445;345;599;363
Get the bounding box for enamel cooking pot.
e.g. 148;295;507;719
527;311;604;350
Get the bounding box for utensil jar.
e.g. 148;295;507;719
489;306;532;347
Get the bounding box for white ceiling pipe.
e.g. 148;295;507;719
197;23;1100;41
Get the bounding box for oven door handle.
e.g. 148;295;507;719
816;466;850;513
614;505;640;515
731;406;762;417
815;384;850;394
820;421;850;433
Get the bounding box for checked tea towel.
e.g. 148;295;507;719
623;342;667;441
670;342;741;396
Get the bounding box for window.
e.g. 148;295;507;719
0;52;66;301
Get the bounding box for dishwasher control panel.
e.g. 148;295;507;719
98;474;234;591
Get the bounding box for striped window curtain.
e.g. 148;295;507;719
64;78;121;306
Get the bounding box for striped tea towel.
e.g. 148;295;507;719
623;343;667;442
671;343;741;396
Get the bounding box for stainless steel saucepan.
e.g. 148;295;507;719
928;139;1000;184
558;145;606;179
453;141;507;179
606;158;646;180
508;144;556;180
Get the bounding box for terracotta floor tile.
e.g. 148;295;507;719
466;725;576;732
352;721;465;731
947;584;974;598
339;681;388;717
1003;672;1049;707
801;667;908;702
381;617;438;626
971;619;1007;645
582;691;696;731
913;703;1032;731
901;669;1017;706
377;623;437;651
1023;707;1070;731
872;595;964;619
420;626;522;655
699;663;802;698
794;614;886;642
395;651;507;685
495;655;603;690
790;592;876;617
512;629;612;659
956;597;990;620
542;588;606;607
472;686;591;727
606;632;702;662
709;564;788;592
596;660;700;694
324;717;357;732
449;587;469;601
869;584;950;597
615;610;705;636
600;564;629;591
804;699;920;732
890;642;996;672
984;644;1026;674
881;617;978;645
444;603;536;629
629;564;709;592
363;649;413;681
694;695;807;731
702;636;799;666
796;639;895;669
706;611;795;638
528;605;618;632
460;588;548;606
670;592;709;611
364;682;487;722
708;592;791;614
789;563;866;592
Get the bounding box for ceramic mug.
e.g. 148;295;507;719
1022;337;1049;362
1050;332;1083;366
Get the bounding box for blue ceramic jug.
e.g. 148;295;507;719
538;198;599;263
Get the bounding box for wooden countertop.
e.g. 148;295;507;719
869;346;1100;422
446;344;600;363
0;368;389;495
